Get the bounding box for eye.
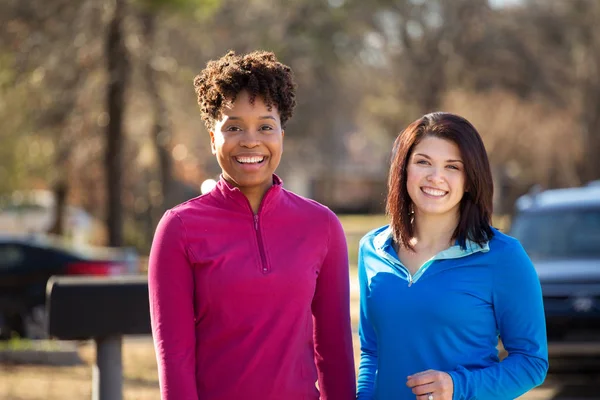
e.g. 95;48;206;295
260;125;274;132
446;164;461;170
416;159;430;165
225;126;242;132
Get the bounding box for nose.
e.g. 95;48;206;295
426;167;445;184
239;130;260;148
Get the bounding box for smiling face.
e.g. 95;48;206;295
210;90;284;197
406;136;466;219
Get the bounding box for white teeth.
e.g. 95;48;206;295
236;156;265;164
422;187;447;197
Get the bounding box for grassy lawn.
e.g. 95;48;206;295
339;214;389;265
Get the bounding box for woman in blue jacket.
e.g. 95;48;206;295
357;112;548;400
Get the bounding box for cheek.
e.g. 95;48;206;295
406;167;421;187
213;144;226;158
406;169;422;200
268;139;283;157
452;175;466;193
217;137;236;152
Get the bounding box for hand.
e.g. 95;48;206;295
406;369;454;400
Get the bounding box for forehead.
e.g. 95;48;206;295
412;136;461;158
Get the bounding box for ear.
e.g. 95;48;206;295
209;131;217;155
281;130;285;139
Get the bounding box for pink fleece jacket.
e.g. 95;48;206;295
148;175;355;400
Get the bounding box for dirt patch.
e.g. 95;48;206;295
0;339;160;400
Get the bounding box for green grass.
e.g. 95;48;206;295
338;214;389;235
338;214;388;266
0;337;63;351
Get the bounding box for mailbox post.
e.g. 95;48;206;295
46;275;152;400
93;336;122;400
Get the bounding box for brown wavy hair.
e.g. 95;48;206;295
193;50;297;129
386;112;494;250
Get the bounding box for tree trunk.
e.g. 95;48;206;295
582;93;600;182
105;0;129;247
140;10;174;210
48;181;68;236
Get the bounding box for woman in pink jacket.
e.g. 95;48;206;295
148;50;356;400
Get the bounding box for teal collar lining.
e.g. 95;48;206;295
373;225;490;284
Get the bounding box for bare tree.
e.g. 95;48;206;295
105;0;130;246
0;0;101;233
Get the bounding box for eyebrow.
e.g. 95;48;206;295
227;116;277;121
414;153;464;163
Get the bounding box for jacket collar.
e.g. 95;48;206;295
212;174;283;213
374;225;490;260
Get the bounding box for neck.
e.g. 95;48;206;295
223;176;274;214
241;186;270;214
411;211;459;251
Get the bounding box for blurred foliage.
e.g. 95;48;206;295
138;0;220;19
0;0;599;251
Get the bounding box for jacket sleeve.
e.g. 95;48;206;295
356;238;377;399
148;209;199;400
311;210;356;400
448;241;548;399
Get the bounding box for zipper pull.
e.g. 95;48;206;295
408;275;413;287
254;214;259;230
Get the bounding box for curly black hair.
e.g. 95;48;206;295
193;50;297;130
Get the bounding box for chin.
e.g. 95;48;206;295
420;209;449;216
420;204;460;217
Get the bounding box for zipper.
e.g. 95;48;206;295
254;214;269;274
239;184;276;275
379;245;415;287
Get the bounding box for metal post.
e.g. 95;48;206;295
92;336;123;400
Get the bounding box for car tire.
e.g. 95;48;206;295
0;313;10;340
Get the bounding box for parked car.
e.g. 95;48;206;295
510;182;600;350
0;234;138;339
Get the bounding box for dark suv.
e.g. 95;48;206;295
510;182;600;350
0;234;138;339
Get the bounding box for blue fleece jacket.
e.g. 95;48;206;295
357;226;548;400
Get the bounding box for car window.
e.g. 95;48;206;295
0;244;26;269
510;208;600;259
